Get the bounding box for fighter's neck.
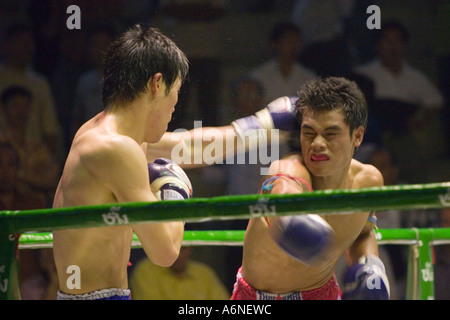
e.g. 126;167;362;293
104;100;150;144
311;169;353;191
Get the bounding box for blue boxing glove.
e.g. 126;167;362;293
342;255;390;300
231;96;299;140
268;214;334;264
148;158;193;200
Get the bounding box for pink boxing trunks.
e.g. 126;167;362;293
230;267;342;300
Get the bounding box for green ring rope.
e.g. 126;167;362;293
1;182;449;235
17;228;450;249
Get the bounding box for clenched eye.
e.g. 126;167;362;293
302;131;315;137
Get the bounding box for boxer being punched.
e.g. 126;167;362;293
52;25;191;300
231;77;390;300
140;76;388;301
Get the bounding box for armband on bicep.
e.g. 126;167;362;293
259;173;312;195
259;174;312;228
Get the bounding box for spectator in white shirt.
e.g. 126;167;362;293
355;20;444;182
249;22;317;105
355;21;443;131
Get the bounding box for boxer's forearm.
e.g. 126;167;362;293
345;223;379;266
146;125;254;169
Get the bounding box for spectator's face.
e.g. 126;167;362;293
377;29;406;66
4;95;31;128
5;31;35;67
273;31;302;63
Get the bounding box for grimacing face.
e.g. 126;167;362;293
300;108;364;178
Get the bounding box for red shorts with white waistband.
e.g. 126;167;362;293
230;267;342;300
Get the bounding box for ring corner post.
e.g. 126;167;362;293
0;222;21;300
413;228;435;300
406;243;419;300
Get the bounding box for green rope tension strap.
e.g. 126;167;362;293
1;182;449;299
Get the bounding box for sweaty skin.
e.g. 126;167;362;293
241;109;383;293
52;77;184;295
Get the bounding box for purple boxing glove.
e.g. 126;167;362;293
269;214;334;264
342;255;390;300
232;96;299;140
148;158;193;200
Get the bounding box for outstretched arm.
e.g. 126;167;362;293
144;96;299;168
144;125;238;169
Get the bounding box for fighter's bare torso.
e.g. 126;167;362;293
241;154;381;293
52;112;150;294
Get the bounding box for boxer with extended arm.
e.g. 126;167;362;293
52;25;191;300
144;95;299;167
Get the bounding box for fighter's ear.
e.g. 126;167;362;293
148;73;163;96
353;125;365;148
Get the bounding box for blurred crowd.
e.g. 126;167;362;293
0;0;448;300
